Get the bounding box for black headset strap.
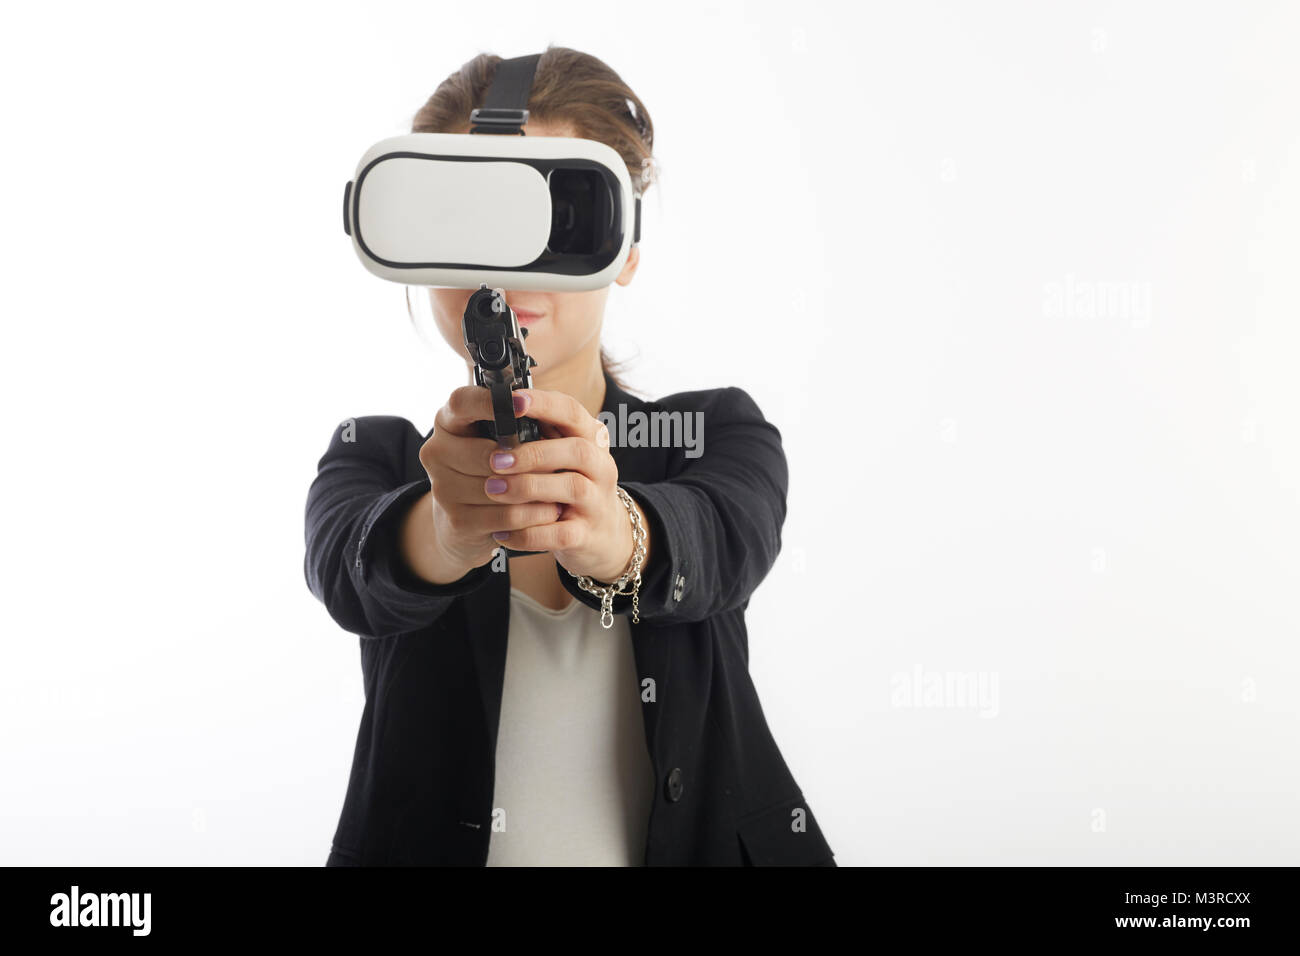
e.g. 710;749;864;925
482;53;541;111
469;54;541;134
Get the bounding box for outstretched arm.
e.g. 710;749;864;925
303;416;493;639
558;386;789;625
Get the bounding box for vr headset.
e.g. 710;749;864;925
341;53;642;292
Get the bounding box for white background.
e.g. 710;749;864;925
1;0;1297;865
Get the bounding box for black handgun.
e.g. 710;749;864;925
461;283;542;449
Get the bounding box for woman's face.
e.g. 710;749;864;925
424;118;640;382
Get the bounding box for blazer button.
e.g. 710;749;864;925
664;767;684;802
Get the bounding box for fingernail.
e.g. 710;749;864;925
491;451;515;470
492;531;510;541
485;477;507;494
513;392;530;414
555;504;564;521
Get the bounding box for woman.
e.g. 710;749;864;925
305;45;835;866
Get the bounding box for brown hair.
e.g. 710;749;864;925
410;45;656;395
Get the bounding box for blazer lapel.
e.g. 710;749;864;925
462;556;511;746
600;376;672;752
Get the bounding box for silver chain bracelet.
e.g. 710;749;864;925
566;486;645;628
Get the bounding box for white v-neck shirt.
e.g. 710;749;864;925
485;587;655;866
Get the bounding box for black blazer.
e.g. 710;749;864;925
304;371;835;866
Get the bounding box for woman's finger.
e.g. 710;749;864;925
420;431;503;482
495;514;586;552
488;435;615;484
513;388;603;440
428;465;523;506
483;470;593;507
432;385;499;438
453;501;563;538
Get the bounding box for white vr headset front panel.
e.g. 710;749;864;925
361;158;553;268
346;133;636;292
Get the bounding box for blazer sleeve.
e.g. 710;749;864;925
303;415;494;639
557;386;789;626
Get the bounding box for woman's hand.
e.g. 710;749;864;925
402;386;566;584
484;388;651;583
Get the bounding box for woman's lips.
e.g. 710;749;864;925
513;309;543;327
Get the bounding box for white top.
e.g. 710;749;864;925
485;588;655;866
